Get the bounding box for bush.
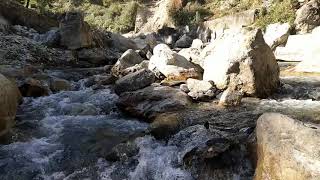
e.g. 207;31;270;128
255;0;296;29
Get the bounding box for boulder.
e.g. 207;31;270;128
178;48;203;67
149;44;202;80
174;34;193;48
203;28;280;98
77;48;107;65
33;29;60;47
191;39;204;50
115;69;155;95
120;60;150;77
117;85;191;121
186;79;217;101
59;12;93;50
0;15;9;33
0;0;58;33
50;78;71;93
111;33;138;52
294;0;320;34
255;113;320;180
219;87;243;106
0;74;21;137
19;78;50;97
264;23;290;50
112;49;144;77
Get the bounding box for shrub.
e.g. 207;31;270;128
255;0;296;30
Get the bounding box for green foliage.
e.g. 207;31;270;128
255;0;296;30
169;1;212;26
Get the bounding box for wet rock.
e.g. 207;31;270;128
112;49;144;77
117;85;191;121
294;0;320;34
0;74;21;137
175;34;193;48
93;74;116;86
150;113;182;139
0;15;10;33
148;44;202;80
105;140;139;162
264;23;290;50
203;28;280;98
33;29;60;47
19;78;50;97
115;69;155;95
50;78;71;93
59;12;93;50
255;113;320;180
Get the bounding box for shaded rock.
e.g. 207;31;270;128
77;48;107;65
0;73;21;137
0;15;10;33
203;28;280;98
33;29;60;47
178;48;203;67
120;60;149;77
150;112;182;139
255;113;320;180
59;12;93;50
111;33;138;52
180;84;190;93
115;69;155;95
93;74;116;86
112;49;144;77
49;78;71;92
117;85;191;121
0;0;58;33
19;78;50;97
175;34;193;48
264;23;290;50
294;0;320;34
149;44;202;80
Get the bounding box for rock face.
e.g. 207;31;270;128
203;28;280;98
175;34;193;48
255;113;320;180
59;12;93;50
117;85;191;121
294;0;320;34
115;69;155;95
0;74;21;137
295;27;320;72
264;23;290;50
149;44;201;80
0;0;58;33
112;49;144;77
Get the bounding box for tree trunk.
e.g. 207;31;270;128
26;0;30;8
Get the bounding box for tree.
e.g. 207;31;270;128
26;0;30;8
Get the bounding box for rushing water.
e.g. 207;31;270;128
1;68;320;180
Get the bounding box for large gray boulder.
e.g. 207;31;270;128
117;85;191;121
255;113;320;180
178;48;203;68
294;0;320;34
149;44;202;80
203;28;280;98
264;23;290;50
0;74;21;137
59;12;93;50
174;34;193;48
115;69;155;95
112;49;144;77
